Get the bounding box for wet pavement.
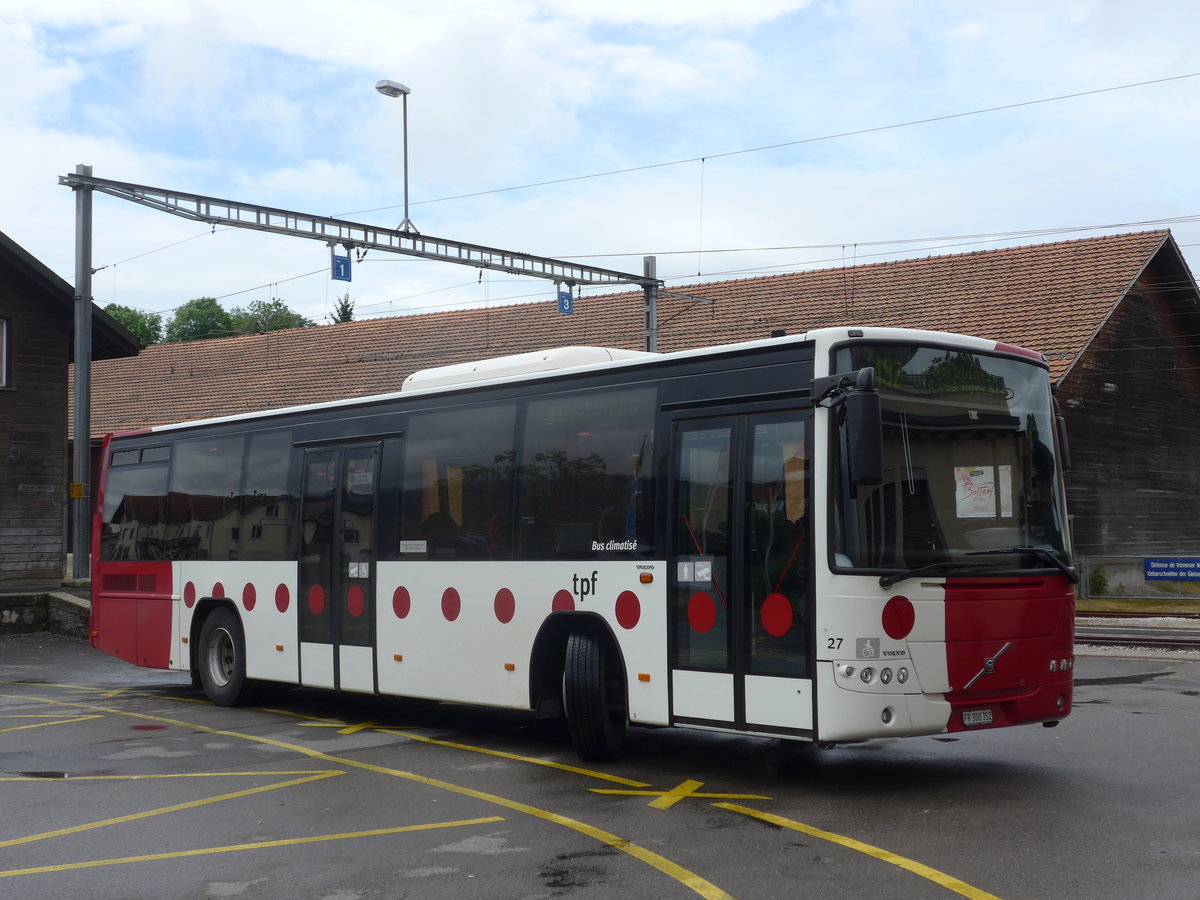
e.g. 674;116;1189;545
2;634;1200;899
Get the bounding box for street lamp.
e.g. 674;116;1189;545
375;79;417;233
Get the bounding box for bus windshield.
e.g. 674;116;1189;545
831;343;1069;574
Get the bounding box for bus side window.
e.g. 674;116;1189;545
517;386;655;559
397;402;516;559
239;430;293;560
169;436;246;561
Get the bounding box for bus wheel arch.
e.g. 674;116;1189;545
192;601;249;706
535;613;628;761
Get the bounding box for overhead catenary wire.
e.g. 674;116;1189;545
79;71;1200;320
339;71;1200;217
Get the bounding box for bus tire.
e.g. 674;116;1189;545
564;630;626;761
197;607;248;706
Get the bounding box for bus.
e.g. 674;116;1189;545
90;326;1076;760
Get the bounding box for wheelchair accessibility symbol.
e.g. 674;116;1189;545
857;638;879;659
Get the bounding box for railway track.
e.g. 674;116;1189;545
1075;616;1200;651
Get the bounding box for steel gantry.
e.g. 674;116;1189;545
58;171;659;290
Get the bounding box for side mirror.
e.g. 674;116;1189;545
1055;414;1072;473
845;368;883;486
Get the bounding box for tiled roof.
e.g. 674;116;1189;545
77;229;1177;437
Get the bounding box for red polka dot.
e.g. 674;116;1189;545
242;583;256;611
308;584;326;616
212;582;225;598
494;588;515;624
346;585;365;618
761;592;793;638
184;582;197;609
882;595;916;640
274;584;290;613
615;590;640;629
393;586;411;619
688;592;717;633
552;590;575;612
442;587;461;621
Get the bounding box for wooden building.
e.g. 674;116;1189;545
1;231;139;590
80;229;1200;560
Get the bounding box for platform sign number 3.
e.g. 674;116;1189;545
557;289;574;315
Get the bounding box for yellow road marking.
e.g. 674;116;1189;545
0;715;89;724
261;705;652;787
3;693;732;900
591;779;771;810
0;817;505;879
715;803;1001;900
8;686;652;788
0;770;333;782
375;727;654;787
0;715;101;734
0;771;342;850
300;719;381;734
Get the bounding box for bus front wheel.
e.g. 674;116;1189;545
564;630;626;761
197;607;248;706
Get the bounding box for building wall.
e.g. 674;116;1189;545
0;276;70;588
1059;262;1200;558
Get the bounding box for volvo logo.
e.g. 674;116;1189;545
964;641;1012;689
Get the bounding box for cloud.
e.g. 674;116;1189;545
2;0;1200;332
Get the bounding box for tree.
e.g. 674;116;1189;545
328;291;354;324
229;298;316;334
103;304;162;344
163;297;234;343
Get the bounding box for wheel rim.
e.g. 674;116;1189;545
206;627;235;688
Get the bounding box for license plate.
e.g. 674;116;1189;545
962;709;994;727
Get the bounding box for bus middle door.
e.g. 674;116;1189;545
669;411;813;736
298;443;380;693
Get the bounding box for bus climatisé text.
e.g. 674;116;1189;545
90;327;1076;760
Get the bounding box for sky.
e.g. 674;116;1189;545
3;0;1200;332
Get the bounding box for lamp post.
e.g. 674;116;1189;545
375;79;417;233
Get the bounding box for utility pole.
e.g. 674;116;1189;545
70;164;93;581
643;256;658;352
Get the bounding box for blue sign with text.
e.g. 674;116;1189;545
1144;557;1200;580
332;255;351;282
557;290;573;315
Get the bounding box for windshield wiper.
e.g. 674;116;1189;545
966;547;1079;584
878;561;992;589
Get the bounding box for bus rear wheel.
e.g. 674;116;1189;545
197;607;248;706
564;630;626;761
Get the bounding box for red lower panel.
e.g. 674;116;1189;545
943;575;1075;730
91;561;174;669
91;595;139;664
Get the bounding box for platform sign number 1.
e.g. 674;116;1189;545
332;254;351;282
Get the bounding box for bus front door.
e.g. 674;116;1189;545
670;412;813;736
298;443;380;693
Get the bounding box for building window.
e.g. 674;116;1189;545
0;318;10;387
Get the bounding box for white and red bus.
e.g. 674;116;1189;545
90;326;1076;760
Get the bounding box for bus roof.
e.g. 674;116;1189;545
112;326;1035;438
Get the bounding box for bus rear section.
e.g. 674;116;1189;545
90;436;180;669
